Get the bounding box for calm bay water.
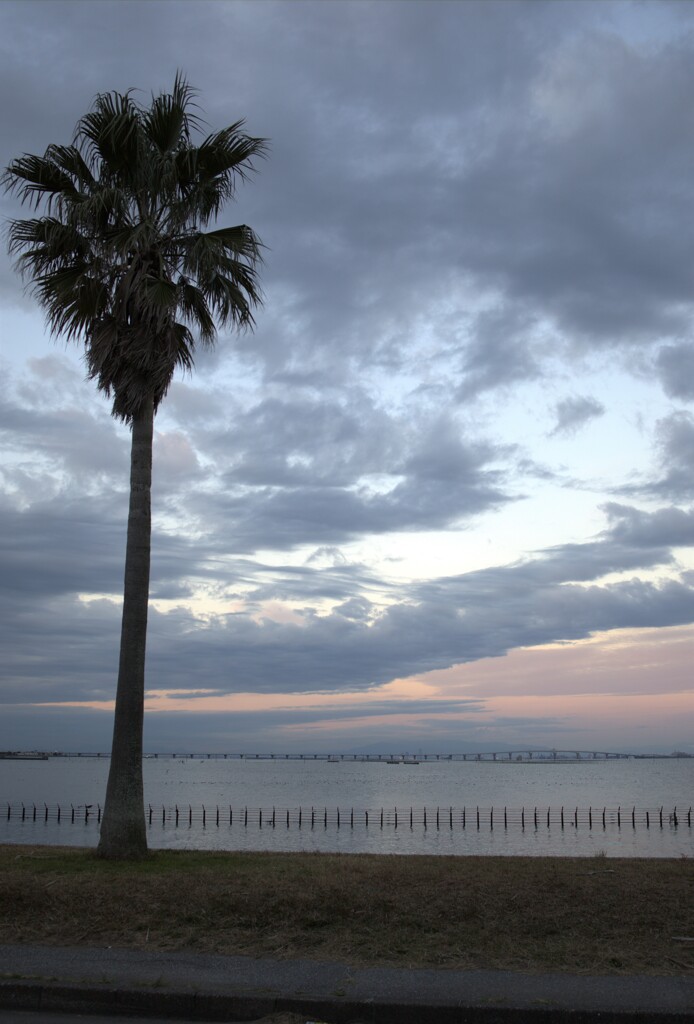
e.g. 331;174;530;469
1;756;692;857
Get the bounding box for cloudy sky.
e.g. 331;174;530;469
1;0;694;755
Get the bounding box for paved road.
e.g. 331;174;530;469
0;1014;307;1024
0;1008;321;1024
0;1014;204;1023
2;942;694;1023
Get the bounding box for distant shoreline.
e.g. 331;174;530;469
7;749;689;761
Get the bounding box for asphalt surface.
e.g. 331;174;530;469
0;1014;213;1023
1;943;694;1023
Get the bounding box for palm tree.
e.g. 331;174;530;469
3;75;266;859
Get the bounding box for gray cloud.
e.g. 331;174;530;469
645;413;694;501
1;494;691;705
603;502;694;550
550;395;605;437
181;406;514;553
456;306;543;400
655;342;694;402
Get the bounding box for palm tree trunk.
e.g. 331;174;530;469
97;396;153;859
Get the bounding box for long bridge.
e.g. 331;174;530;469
38;749;689;762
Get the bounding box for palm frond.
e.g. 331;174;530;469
197;124;268;181
138;274;178;330
8;216;81;258
44;144;96;190
76;91;142;175
170;321;196;372
145;96;186;154
38;267;109;340
205;223;266;261
144;72;201;153
2;154;78;212
106;221;156;257
176;280;216;343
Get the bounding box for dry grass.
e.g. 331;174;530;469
1;845;693;976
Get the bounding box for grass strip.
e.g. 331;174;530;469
1;845;692;976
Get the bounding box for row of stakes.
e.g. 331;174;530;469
4;803;693;829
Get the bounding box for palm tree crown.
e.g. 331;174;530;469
4;72;265;421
